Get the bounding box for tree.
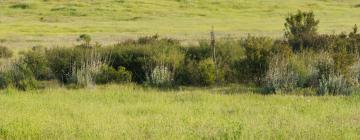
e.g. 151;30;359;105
285;10;319;51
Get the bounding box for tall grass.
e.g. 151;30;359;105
0;85;359;139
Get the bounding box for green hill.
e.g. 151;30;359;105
0;0;359;47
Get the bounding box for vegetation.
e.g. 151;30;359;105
1;2;360;138
0;0;359;47
0;10;360;96
0;85;359;139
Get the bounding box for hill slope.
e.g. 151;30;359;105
0;0;359;47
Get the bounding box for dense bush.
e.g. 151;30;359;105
0;46;13;58
23;46;53;80
233;36;274;85
175;59;215;86
95;65;132;84
108;37;184;83
0;60;38;90
285;10;319;51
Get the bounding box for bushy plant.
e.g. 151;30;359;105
69;49;108;87
0;72;9;89
0;60;38;90
175;59;215;86
233;36;273;85
265;56;298;93
46;47;77;83
95;65;132;84
318;74;353;96
147;65;172;86
285;10;319;51
0;46;13;58
23;46;53;80
108;37;184;83
77;34;92;48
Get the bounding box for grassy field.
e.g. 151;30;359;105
0;0;360;47
0;85;359;139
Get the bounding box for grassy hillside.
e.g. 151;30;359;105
0;85;359;139
0;0;359;47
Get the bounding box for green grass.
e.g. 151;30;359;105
0;84;359;139
0;0;360;48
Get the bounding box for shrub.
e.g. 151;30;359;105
285;10;319;51
0;60;38;90
147;65;172;86
23;46;53;80
0;46;13;58
318;74;353;96
175;59;215;86
46;47;108;85
265;56;298;93
95;65;132;84
10;3;31;9
233;36;273;85
69;49;108;87
197;59;216;86
77;34;92;48
46;47;77;83
0;72;9;89
184;44;212;62
108;37;184;83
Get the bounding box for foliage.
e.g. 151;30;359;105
0;46;13;58
0;85;359;139
0;60;38;90
95;65;132;84
77;34;92;47
175;59;215;86
23;46;53;80
285;10;319;51
234;36;273;85
318;74;353;96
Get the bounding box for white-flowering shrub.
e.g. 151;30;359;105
148;65;172;86
318;74;352;96
265;56;299;93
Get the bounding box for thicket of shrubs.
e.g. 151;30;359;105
1;11;360;95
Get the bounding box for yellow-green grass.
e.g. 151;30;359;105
0;84;359;139
0;0;360;48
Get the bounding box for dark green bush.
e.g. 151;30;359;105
95;65;132;84
0;46;13;58
46;47;77;84
175;59;215;86
108;37;183;84
0;72;9;89
285;10;319;51
233;36;274;85
23;46;53;80
10;3;31;9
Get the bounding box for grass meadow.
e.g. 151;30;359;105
0;0;360;47
0;84;359;139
